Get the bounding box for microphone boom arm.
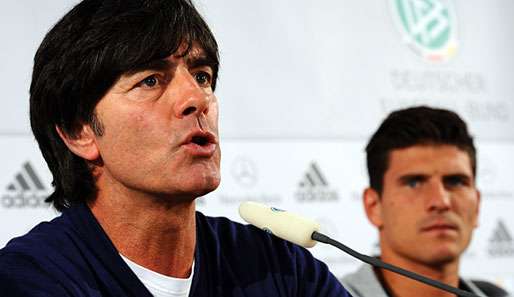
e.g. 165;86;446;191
311;231;480;297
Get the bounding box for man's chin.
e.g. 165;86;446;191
190;175;221;197
424;248;461;267
149;175;220;203
193;185;219;198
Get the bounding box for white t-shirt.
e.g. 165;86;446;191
120;254;194;297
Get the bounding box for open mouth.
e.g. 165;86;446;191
183;130;217;146
181;130;217;157
192;135;209;146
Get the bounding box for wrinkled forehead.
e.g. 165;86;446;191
121;42;215;76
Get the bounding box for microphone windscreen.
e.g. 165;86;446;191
239;201;320;248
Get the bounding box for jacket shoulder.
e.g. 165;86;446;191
0;246;71;296
468;279;511;297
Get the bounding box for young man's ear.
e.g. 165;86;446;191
363;187;383;229
56;124;100;161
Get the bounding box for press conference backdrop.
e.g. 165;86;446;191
2;0;514;290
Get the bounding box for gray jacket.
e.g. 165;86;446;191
341;264;491;297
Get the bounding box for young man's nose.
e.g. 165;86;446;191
425;181;452;212
172;67;211;118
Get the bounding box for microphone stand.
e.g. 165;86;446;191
312;231;480;297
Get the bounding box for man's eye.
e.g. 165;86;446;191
444;176;468;188
135;75;159;89
403;177;424;188
194;71;212;86
141;75;158;87
406;179;420;188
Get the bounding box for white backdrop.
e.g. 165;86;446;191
1;0;514;292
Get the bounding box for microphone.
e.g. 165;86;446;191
238;201;320;248
239;201;480;297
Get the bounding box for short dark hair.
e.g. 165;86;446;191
30;0;219;211
365;106;476;193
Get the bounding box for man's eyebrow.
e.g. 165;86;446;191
186;55;217;70
124;59;174;76
398;174;428;183
443;173;473;181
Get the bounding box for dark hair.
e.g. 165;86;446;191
30;0;219;211
366;106;476;193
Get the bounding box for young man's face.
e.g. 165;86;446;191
90;45;221;201
364;144;480;267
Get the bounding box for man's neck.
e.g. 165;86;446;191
378;253;460;297
89;182;197;278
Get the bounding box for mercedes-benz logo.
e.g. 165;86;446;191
231;157;258;188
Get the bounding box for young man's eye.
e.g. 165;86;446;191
402;176;424;188
406;179;420;188
194;71;212;86
444;176;469;188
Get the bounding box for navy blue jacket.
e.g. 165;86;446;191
0;204;350;296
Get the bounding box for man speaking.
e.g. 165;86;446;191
0;1;349;296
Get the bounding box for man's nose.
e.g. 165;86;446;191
425;181;452;212
172;68;210;118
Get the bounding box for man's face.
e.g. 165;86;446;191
90;45;221;201
365;144;480;267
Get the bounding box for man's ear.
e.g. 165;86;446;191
56;125;100;161
363;187;383;229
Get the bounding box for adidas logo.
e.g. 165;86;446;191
298;162;328;188
295;162;339;202
2;162;50;208
487;219;514;257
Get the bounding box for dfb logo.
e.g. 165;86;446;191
390;0;458;62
